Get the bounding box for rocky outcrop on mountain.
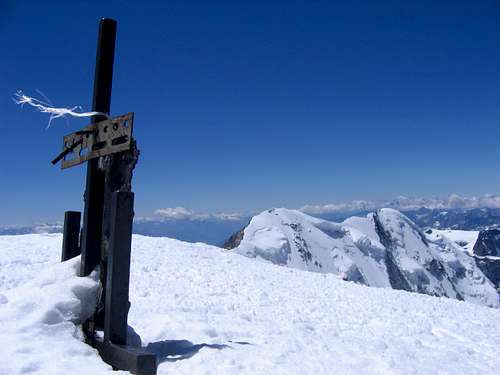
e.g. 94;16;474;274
228;208;499;308
223;227;245;250
474;257;500;291
473;229;500;257
470;229;500;291
371;210;488;301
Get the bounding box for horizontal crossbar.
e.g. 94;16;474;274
56;112;134;169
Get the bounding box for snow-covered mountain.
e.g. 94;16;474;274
429;228;500;297
1;234;499;374
229;208;499;307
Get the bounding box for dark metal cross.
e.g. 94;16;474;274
56;18;157;375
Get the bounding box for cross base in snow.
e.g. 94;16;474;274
85;334;157;375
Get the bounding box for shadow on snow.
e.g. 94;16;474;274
127;325;252;364
145;340;229;363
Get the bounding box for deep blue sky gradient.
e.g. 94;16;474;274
1;0;500;224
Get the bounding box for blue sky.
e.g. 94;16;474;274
1;0;500;225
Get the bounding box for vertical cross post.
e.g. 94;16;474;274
61;211;81;261
104;191;134;344
80;18;117;277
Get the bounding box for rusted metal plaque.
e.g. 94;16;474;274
56;113;134;169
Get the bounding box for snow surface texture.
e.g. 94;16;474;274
235;208;499;307
0;234;499;374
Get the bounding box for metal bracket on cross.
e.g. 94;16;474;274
51;113;134;169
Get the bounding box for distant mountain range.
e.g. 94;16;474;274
133;216;249;245
0;218;249;246
300;194;500;214
0;223;63;236
226;208;499;307
317;207;500;231
2;194;500;245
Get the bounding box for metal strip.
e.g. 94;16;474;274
59;112;134;169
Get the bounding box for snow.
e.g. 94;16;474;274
0;234;63;292
236;208;393;288
342;214;380;243
0;253;114;374
1;234;500;374
436;229;479;255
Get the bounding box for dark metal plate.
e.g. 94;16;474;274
59;113;134;169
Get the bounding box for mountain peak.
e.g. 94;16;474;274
230;208;499;308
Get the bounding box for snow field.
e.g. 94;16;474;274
131;236;500;374
0;234;499;374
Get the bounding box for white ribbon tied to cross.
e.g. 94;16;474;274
14;90;110;127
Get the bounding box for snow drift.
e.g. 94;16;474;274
0;234;110;374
